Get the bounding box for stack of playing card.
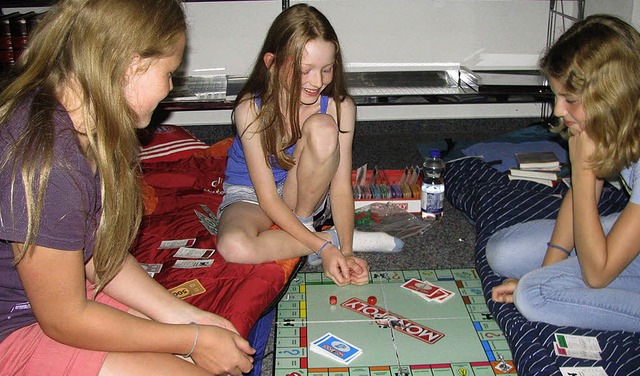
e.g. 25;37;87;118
195;204;219;235
401;278;455;303
553;333;602;360
310;333;363;365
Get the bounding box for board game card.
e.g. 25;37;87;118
173;259;214;269
428;288;455;303
158;238;196;249
402;278;440;295
401;278;455;302
554;333;602;353
195;210;218;235
559;366;608;376
554;341;602;360
173;247;215;259
311;332;363;365
139;263;163;275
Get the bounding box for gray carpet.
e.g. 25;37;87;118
184;116;539;374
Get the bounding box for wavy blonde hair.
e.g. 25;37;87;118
233;3;351;169
540;14;640;177
0;0;186;292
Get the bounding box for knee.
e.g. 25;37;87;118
216;233;261;264
486;234;515;277
486;223;549;278
513;272;547;322
303;114;339;156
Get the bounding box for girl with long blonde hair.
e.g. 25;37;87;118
0;0;255;374
488;14;640;332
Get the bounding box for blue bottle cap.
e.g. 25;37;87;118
429;149;441;158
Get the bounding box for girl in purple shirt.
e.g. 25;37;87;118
0;0;254;374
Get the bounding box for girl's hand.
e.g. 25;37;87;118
491;278;519;303
568;130;597;174
321;245;351;286
190;324;255;376
345;256;370;285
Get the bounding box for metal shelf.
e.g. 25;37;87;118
0;0;54;8
0;0;280;9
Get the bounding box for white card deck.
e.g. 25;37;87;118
311;332;363;365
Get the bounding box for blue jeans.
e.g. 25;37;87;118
486;213;640;332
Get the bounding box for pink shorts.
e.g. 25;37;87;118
0;281;129;376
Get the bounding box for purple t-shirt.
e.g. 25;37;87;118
0;96;101;342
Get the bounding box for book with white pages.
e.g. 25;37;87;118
515;151;561;171
509;168;559;180
508;174;559;187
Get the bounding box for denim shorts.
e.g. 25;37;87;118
217;181;328;219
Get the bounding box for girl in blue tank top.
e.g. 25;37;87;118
225;95;329;187
216;4;403;287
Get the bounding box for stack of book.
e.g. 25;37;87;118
508;151;563;186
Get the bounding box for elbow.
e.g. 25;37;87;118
37;318;74;345
582;273;612;289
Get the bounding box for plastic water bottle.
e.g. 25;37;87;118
421;149;445;220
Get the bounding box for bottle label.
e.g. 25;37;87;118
421;183;444;217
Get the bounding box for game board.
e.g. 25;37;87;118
273;269;517;376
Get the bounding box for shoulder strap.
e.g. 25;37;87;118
320;95;329;114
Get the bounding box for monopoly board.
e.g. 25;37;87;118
273;269;517;376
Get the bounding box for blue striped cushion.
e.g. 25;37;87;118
444;157;640;376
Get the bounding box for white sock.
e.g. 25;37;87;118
324;228;404;253
295;213;316;232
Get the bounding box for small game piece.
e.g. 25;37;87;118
329;295;337;305
367;295;377;305
494;354;513;372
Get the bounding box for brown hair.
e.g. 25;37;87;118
233;3;350;169
541;14;640;177
0;0;186;292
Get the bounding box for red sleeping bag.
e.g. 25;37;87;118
133;125;300;338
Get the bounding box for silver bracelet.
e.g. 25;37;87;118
183;321;198;358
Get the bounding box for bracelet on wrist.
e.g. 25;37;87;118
183;321;198;358
547;242;572;256
316;241;332;257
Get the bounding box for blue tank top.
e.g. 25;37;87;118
225;95;330;186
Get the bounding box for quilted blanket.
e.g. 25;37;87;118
444;157;640;375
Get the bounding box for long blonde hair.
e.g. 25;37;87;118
233;3;350;169
541;14;640;177
0;0;186;292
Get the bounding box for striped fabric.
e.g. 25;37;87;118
139;125;209;163
444;157;640;376
139;138;209;161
